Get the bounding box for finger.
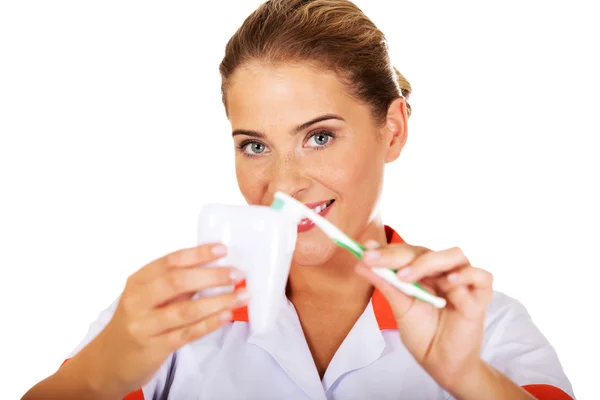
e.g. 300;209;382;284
355;263;415;319
394;247;469;283
167;243;228;268
419;277;438;293
133;243;228;283
158;309;234;352
429;267;493;319
444;285;486;320
140;287;248;337
137;265;244;309
362;243;430;269
436;267;494;294
449;267;494;305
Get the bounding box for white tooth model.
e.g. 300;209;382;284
196;204;298;335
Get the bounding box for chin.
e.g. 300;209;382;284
291;231;338;266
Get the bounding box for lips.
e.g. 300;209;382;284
297;199;335;233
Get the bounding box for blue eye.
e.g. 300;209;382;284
242;141;268;155
306;131;334;148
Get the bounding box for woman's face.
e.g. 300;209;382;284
226;62;406;266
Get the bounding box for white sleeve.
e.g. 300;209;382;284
481;292;575;399
65;297;120;358
62;297;175;400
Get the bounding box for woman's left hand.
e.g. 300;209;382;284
356;241;494;394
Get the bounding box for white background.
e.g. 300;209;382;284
1;1;598;398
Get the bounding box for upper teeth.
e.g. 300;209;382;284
312;202;329;213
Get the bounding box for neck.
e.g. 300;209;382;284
286;220;388;305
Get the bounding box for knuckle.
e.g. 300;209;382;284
165;249;185;267
165;330;184;350
176;302;197;323
485;270;494;284
456;269;468;281
218;294;238;311
163;306;180;326
179;327;193;343
205;313;223;330
124;274;139;290
168;244;218;268
451;246;465;258
160;310;179;332
394;246;420;263
121;295;137;315
181;320;206;342
194;245;213;262
220;267;238;284
125;275;135;286
414;247;434;261
165;271;186;292
228;291;242;305
202;267;235;289
125;320;142;340
414;245;432;255
208;295;233;315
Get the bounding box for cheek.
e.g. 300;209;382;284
325;140;385;228
235;158;268;204
344;160;383;213
318;141;384;197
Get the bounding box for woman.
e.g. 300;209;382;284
23;0;574;399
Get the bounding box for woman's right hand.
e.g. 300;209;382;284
84;243;248;398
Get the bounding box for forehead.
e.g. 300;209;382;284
226;62;359;129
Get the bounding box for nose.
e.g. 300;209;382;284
267;154;311;201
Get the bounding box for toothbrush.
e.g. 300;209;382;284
271;191;447;309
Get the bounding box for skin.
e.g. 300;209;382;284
23;61;534;400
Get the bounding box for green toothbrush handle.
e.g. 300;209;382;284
350;240;445;308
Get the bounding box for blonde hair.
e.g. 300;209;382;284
219;0;412;122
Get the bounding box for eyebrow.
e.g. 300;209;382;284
231;113;344;138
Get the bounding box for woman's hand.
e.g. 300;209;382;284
356;241;495;396
79;243;248;398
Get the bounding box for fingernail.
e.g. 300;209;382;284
364;240;380;249
363;250;380;262
229;268;245;283
212;244;227;256
220;310;233;321
236;288;250;304
397;267;412;279
447;273;459;282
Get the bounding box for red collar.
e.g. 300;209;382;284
372;225;401;329
232;225;400;330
